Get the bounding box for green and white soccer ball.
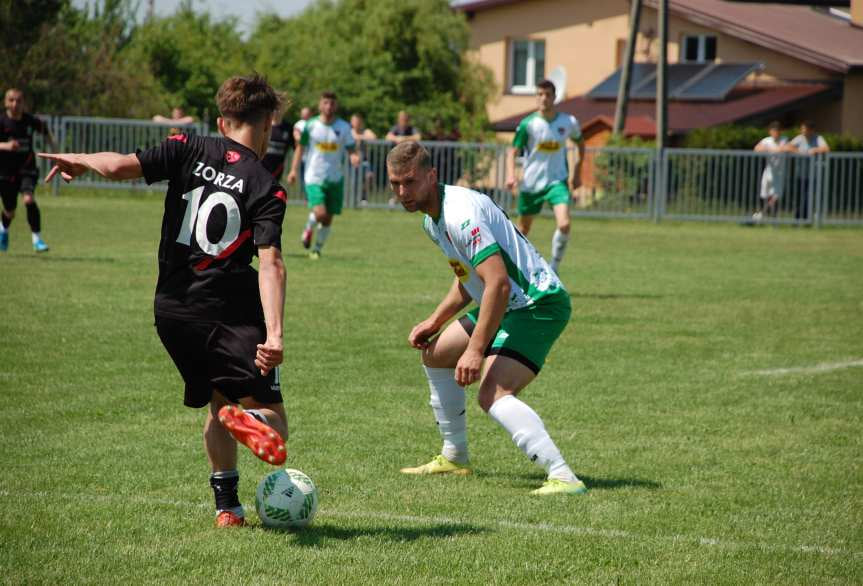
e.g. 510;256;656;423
255;468;318;529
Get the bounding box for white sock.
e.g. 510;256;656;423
550;229;569;273
0;222;6;234
314;225;330;251
488;394;577;482
424;366;468;464
304;212;316;231
31;232;42;244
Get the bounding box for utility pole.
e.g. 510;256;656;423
613;0;642;138
656;0;668;149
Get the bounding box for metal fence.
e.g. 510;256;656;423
33;116;863;227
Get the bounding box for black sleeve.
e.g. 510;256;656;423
26;114;46;134
250;183;287;250
135;134;189;185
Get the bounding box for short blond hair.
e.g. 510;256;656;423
386;141;430;172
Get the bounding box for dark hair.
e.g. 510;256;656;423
216;74;284;124
801;120;815;129
387;141;431;171
321;91;338;101
537;79;556;95
768;121;782;131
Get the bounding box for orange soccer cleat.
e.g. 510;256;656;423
218;405;287;466
215;510;246;528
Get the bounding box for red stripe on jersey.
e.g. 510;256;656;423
274;190;286;202
194;228;253;271
168;134;188;143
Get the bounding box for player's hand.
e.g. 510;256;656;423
569;176;581;191
255;337;284;376
39;153;88;183
505;176;517;193
350;152;360;167
286;170;297;184
455;348;483;386
408;318;440;350
2;139;20;152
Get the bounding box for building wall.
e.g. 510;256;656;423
466;0;631;122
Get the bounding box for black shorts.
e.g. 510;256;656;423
155;317;283;408
0;173;37;211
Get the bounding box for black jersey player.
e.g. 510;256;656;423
0;88;56;252
41;75;290;528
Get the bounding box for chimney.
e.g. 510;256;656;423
852;0;863;28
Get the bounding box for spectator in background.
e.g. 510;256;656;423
292;107;312;198
752;121;787;222
261;109;294;180
786;120;830;222
350;113;376;206
386;110;421;144
0;87;55;253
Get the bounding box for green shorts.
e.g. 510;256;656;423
517;182;571;216
458;291;571;374
306;180;344;215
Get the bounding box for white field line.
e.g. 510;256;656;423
1;489;859;559
743;359;863;377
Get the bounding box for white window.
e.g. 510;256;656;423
509;39;545;94
681;35;717;63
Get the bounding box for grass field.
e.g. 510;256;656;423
1;191;861;584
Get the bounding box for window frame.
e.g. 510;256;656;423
508;38;546;95
680;34;717;63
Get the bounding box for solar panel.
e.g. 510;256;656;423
676;63;762;100
632;63;711;99
586;64;655;100
586;62;762;102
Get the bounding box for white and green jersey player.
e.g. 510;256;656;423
388;141;585;496
288;92;356;258
506;80;584;274
422;183;570;370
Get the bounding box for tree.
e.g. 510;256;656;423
249;0;495;140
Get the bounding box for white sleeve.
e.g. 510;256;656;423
448;201;499;267
569;115;582;141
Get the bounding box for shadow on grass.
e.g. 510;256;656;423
260;521;486;546
580;475;662;491
475;470;661;491
570;292;663;300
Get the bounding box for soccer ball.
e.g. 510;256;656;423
255;468;318;529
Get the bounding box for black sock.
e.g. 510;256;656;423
1;211;10;229
210;470;241;513
25;201;40;233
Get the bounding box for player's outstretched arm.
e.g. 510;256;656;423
409;277;472;350
505;147;518;191
39;152;142;183
286;145;303;184
256;244;286;375
569;138;585;191
456;254;509;386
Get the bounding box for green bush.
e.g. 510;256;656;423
684;125;863;152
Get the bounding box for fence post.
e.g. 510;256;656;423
814;153;826;229
653;148;666;223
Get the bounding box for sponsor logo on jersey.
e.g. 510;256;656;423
168;134;188;143
225;150;241;164
460;219;471;230
537;141;561;153
274;190;286;202
448;259;470;283
316;142;339;153
192;161;245;193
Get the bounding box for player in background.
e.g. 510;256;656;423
388;141;586;496
292;106;312;198
752;121;787;222
287;92;356;259
0;88;56;252
261;108;294;180
505;79;584;274
40;75;289;528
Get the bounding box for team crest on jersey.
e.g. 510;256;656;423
225;150;241;164
537;141;560;152
168;134;188;143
